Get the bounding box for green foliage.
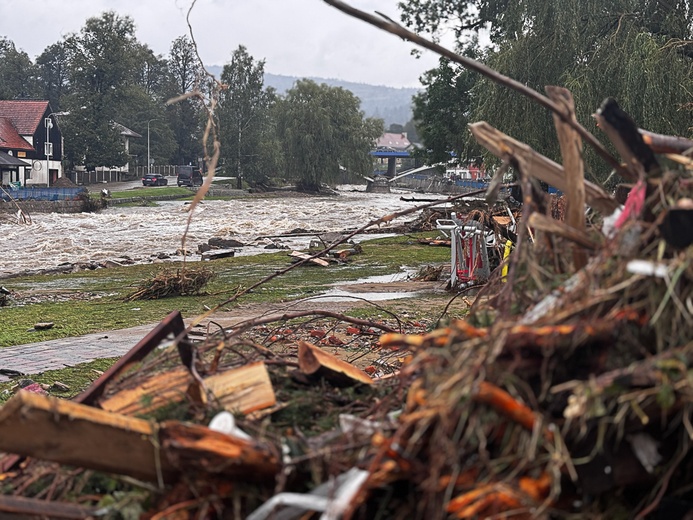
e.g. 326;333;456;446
164;36;205;166
218;46;277;188
60;12;142;169
400;0;693;181
0;37;38;100
276;79;383;191
413;55;482;165
35;42;70;109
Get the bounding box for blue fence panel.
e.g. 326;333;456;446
1;187;87;202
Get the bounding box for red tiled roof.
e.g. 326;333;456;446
376;132;411;150
0;117;34;152
0;100;50;135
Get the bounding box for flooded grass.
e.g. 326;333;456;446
0;234;450;348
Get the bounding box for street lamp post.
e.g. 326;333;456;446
45;111;70;187
147;119;158;175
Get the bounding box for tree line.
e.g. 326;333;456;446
0;12;383;191
3;3;690;190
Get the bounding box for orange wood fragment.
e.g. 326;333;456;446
473;381;554;442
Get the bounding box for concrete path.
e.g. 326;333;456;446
0;312;258;383
0;323;164;383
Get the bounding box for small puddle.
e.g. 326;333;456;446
312;269;429;302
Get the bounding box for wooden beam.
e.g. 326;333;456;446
546;86;587;269
0;391;176;483
0;391;281;483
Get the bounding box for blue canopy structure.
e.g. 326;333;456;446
369;149;411;158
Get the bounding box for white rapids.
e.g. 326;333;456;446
1;185;440;276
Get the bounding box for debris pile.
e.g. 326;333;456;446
124;267;216;301
0;92;692;519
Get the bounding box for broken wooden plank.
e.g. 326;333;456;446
290;251;329;267
77;310;187;405
0;391;281;483
547;86;587;269
468;122;620;215
0;390;177;482
160;420;280;480
99;366;193;416
100;362;276;417
297;340;374;387
204;362;277;414
201;248;236;261
528;213;601;251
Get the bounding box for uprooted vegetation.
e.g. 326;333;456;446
124;267;217;301
1;4;693;519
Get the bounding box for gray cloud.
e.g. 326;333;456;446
1;0;443;88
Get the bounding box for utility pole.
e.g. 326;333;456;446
45;111;70;187
147;119;158;175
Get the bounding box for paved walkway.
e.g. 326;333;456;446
0;312;256;383
0;283;445;383
0;323;165;383
0;301;358;383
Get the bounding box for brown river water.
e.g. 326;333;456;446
1;184;443;277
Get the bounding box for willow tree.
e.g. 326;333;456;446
400;0;693;180
276;79;383;192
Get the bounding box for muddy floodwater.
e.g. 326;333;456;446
1;185;437;276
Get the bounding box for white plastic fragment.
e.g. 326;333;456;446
626;259;669;279
208;410;252;441
246;468;369;520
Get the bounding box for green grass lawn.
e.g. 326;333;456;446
0;234;450;347
0;233;451;400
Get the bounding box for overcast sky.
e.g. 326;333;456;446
0;0;445;88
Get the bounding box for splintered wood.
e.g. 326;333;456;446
297;340;374;387
100;362;276;416
0;391;175;483
0;391;280;484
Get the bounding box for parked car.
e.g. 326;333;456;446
176;166;203;187
142;173;168;186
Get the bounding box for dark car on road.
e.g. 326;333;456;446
176;166;203;187
142;173;168;186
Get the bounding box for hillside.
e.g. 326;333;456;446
206;66;418;126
